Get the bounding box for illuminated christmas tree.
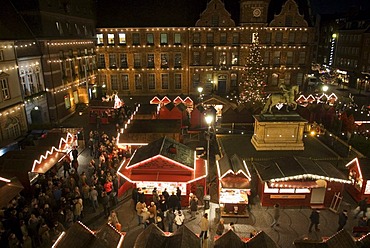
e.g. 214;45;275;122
238;33;266;107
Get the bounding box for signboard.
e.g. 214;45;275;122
270;195;306;199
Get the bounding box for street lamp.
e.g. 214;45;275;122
205;114;213;194
197;86;203;103
322;85;329;93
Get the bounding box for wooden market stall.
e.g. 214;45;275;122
345;157;370;204
252;156;351;207
117;137;207;206
0;176;24;208
216;154;251;217
0;130;77;188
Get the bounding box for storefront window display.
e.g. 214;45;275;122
219;188;249;204
136;181;186;195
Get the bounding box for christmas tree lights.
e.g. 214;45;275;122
238;33;266;107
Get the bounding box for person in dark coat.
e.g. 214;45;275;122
132;187;138;209
159;195;167;212
165;208;175;233
167;192;179;211
309;209;320;232
337;209;348;231
162;188;170;201
71;147;78;161
101;192;110;217
63;158;71;178
176;187;182;209
355;198;368;219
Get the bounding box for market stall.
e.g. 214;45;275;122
217;154;251;217
89;94;124;124
252;156;351;207
345;157;370;204
117;137;207;206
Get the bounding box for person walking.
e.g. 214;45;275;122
101;192;110;218
309;209;320;232
165;208;175;232
355;198;368;219
89;186;99;212
337;209;348;232
199;213;209;242
190;196;198;219
270;203;281;228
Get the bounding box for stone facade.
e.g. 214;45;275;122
96;0;315;98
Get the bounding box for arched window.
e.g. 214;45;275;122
5;116;21;139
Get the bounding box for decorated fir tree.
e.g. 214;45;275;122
238;32;266;107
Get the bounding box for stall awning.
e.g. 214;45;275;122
269;181;319;189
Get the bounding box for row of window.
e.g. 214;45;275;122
96;31;309;46
97;53;182;69
337;57;358;68
99;73;183;91
56;21;93;37
97;33;182;46
97;50;306;69
337;46;360;56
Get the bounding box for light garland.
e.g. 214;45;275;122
31;132;75;173
47;41;94;46
0;62;39;73
24;94;45;104
99;27;309;32
270;174;351;184
45;74;96;94
1;42;36;49
47;55;96;63
0;103;25;117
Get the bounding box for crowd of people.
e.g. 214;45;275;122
132;186;201;233
0;130;124;248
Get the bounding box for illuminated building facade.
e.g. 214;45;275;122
4;0;97;124
96;0;315;97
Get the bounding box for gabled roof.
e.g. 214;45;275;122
128;137;195;169
91;223;123;248
253;157;350;183
214;230;245;248
346;157;370;179
201;94;237;109
294;230;357;248
165;225;201;248
176;102;187;112
217;154;251;180
134;224;166;248
54;222;95;248
356;232;370;248
54;222;124;248
164;102;176;111
246;231;279;248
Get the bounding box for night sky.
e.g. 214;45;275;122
96;0;370;27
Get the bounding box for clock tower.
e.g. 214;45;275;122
240;0;270;26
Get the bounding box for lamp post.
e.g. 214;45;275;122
205;114;213;195
197;86;203;103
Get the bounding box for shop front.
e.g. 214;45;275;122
117;137;207;206
345;157;370;204
252;157;351;207
217;154;251;217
